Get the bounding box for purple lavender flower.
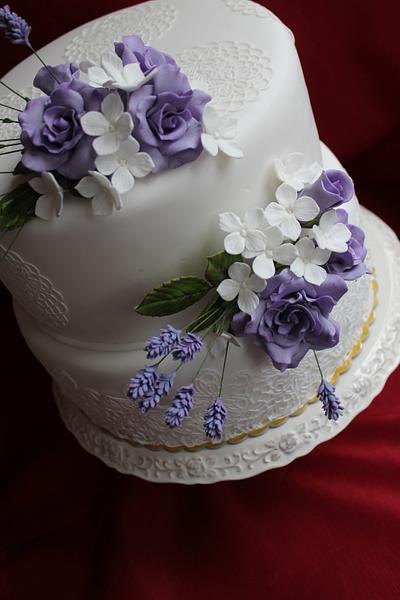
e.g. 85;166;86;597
127;366;158;400
318;379;343;421
172;332;202;363
204;397;227;440
231;269;348;371
155;371;176;396
300;170;354;212
0;5;31;46
144;325;181;359
165;384;194;428
139;391;161;415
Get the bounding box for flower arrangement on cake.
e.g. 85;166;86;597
0;5;368;442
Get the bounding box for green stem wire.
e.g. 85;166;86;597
0;102;22;112
313;350;324;380
218;340;230;397
0;81;29;102
28;44;60;85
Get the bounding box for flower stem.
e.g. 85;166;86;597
0;118;19;124
218;340;230;396
0;102;22;112
0;81;29;102
313;350;324;380
0;171;14;174
0;149;22;156
27;44;60;84
192;340;215;382
0;142;22;149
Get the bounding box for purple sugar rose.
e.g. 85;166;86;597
231;269;348;371
301;170;354;212
19;79;107;179
326;209;367;280
126;40;211;173
115;35;176;72
33;63;80;95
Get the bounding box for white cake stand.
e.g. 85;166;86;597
53;205;400;483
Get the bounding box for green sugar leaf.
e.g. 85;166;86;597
135;276;212;317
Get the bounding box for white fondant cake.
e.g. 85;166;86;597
0;0;373;453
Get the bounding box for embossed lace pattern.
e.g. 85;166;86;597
64;3;178;64
222;0;280;20
53;209;400;482
0;87;41;139
0;247;69;329
176;42;272;113
51;274;373;448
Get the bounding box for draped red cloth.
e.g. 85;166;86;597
1;1;400;599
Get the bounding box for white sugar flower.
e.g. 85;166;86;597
313;210;351;253
274;152;322;191
252;226;298;279
84;51;157;92
75;171;122;217
265;183;320;241
217;262;266;315
201;105;244;158
290;238;331;285
219;208;269;256
29;172;63;220
80;93;133;156
95;137;154;194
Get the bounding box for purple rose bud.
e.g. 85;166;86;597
301;169;354;212
204;397;227;440
0;4;31;46
33;63;80;95
165;384;194;428
318;379;343;421
115;35;177;71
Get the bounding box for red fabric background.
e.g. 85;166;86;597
1;1;400;599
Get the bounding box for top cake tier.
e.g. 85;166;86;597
0;0;358;346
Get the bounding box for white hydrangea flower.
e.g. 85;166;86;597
84;52;157;92
29;172;63;220
201;105;244;158
290;238;331;285
75;171;122;217
265;183;320;241
219;208;268;256
80;93;133;156
95;137;154;194
217;262;266;315
251;226;298;279
274;152;322;191
313;210;351;253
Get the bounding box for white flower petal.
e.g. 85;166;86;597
228;262;251;283
265;225;283;250
217;279;240;302
203;105;219;134
237;287;259;315
218;115;238;139
312;247;331;266
201;133;219;156
304;263;327;286
265;202;286;226
218;140;244;158
111;166;135;194
252;254;275;279
101;92;124;122
273;242;298;265
290;257;305;278
280;215;301;241
296;237;315;261
128;153;154;178
75;176;100;198
101;52;124;82
248;273;267;292
35;195;56;220
320;209;338;231
275;183;297;210
244;208;267;230
93;132;120;156
284;152;305;174
294;196;320;222
95;154;119;176
115;112;133;141
246;230;266;254
122;62;157;90
119;137;140;158
224;231;246;255
29;176;47;195
87;66;109;87
80;111;110;137
92;192;114;217
219;212;242;233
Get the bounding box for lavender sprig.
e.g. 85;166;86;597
165;385;194;428
0;4;31;45
204;397;227;440
318;379;344;421
144;325;181;360
172;332;202;363
127;366;158;400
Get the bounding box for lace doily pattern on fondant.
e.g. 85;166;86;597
176;42;272;113
222;0;280;20
50;274;373;448
64;3;178;64
0;247;69;329
0;87;42;140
